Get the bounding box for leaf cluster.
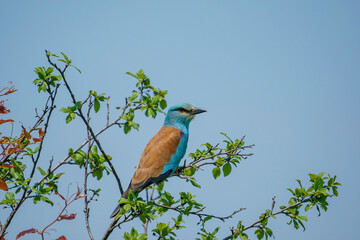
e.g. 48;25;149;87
33;67;61;93
226;172;341;240
118;69;168;134
69;146;111;180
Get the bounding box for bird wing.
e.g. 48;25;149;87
129;126;182;192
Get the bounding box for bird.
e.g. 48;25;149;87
110;103;206;218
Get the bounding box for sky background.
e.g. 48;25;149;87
1;1;359;239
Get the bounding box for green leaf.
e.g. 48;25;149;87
53;173;65;180
265;227;273;237
129;121;139;130
328;177;334;186
37;167;46;176
124;123;131;134
190;180;201;188
70;65;82;73
293;219;299;229
297;215;308;221
45;67;53;74
287;188;295;196
60;52;71;64
157;181;164;191
256;229;264;239
223;162;232;177
296;179;303;188
239;233;249;240
160;100;167;109
332;186;338;196
5;192;15;201
212;167;221;179
203;216;212;222
94;99;100;113
137;69;144;76
40;81;47;92
33;79;42;85
60;107;70;113
75;101;82;109
66;115;72;124
40;195;54;206
148;108;156;118
309;173;317;181
129;91;139;101
305;203;314;212
314;176;324;190
298;219;306;231
98;95;106;101
126;72;138;79
184;168;192;176
288;197;297;206
91;145;98;153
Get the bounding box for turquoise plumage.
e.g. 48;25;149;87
110;103;206;218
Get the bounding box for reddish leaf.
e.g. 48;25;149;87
0;179;8;191
78;194;87;199
5;148;16;156
16;228;38;239
0;119;14;125
0;136;10;144
76;186;82;196
56;192;66;201
4;87;17;95
0;164;17;168
0;237;5;240
0;105;10;114
59;213;76;220
22;130;31;139
5;147;17;156
5;147;26;156
0;82;17;96
56;236;67;240
38;128;45;139
32;138;42;143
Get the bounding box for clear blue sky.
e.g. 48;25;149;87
1;1;359;239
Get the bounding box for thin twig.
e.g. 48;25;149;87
39;188;84;239
153;202;245;222
270;196;276;215
173;139;254;177
144;188;155;233
106;98;110;126
83;101;95;240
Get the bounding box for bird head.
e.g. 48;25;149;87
164;103;206;129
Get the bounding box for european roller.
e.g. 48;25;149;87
110;103;206;218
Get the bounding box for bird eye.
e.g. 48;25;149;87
177;108;188;113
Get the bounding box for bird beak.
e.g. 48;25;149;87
191;107;207;115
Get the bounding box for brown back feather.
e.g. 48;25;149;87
128;126;182;192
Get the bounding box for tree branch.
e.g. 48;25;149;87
154;202;245;223
83;102;95;240
45;52;124;195
223;198;311;240
0;83;60;237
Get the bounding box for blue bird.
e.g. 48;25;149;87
110;103;206;218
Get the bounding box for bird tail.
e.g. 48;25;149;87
110;188;131;218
